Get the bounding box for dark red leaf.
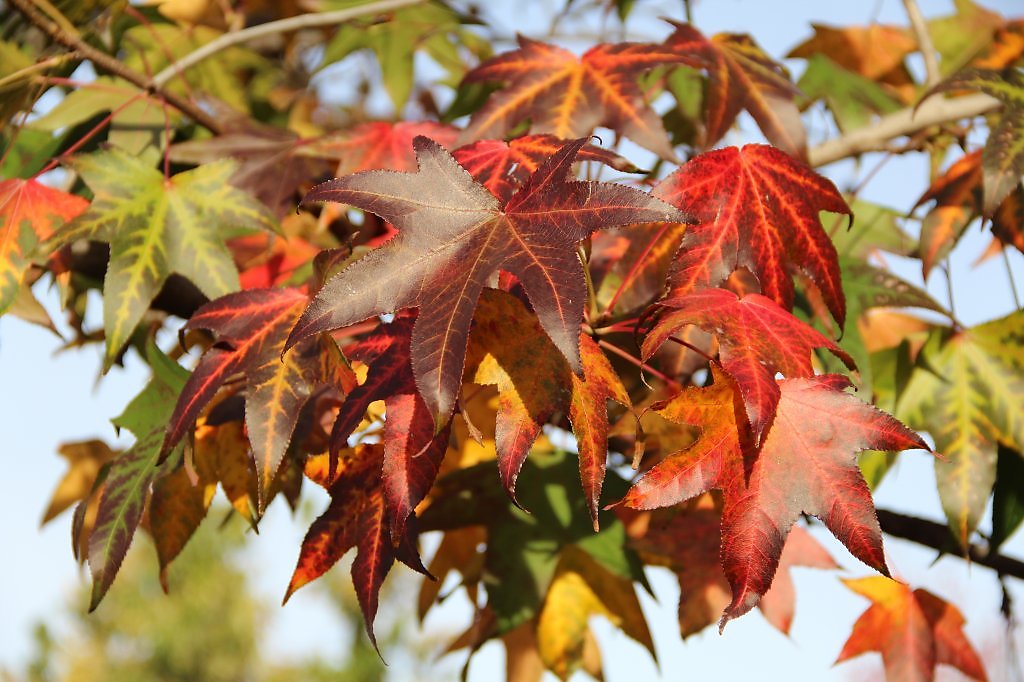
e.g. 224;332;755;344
288;136;684;428
653;144;851;326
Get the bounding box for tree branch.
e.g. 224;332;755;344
877;509;1024;580
808;93;1000;167
150;0;427;88
902;0;941;87
8;0;223;133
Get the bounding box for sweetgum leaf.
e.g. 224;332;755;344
634;506;836;637
42;440;117;525
162;287;350;511
537;546;654;680
459;37;687;158
897;313;1024;545
453;135;641;202
309;120;460;175
288;136;684;427
45;151;277;368
787;24;917;86
665;23;806;158
913;149;1024;275
620;369;926;627
326;316;451;542
88;344;189;611
642;289;855;445
0;178;87;315
421;450;642;634
654;144;851;326
921;67;1024;215
285;444;428;650
466;289;630;527
148;451;217;591
836;577;987;682
795;54;903;132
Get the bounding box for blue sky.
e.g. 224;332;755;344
3;1;1024;680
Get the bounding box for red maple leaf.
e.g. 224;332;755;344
665;22;806;158
913;149;1024;277
327;316;451;543
653;144;851;326
284;444;429;650
837;577;987;682
634;504;836;637
310;120;460;174
618;369;926;627
642;289;855;444
161;287;355;510
0;178;88;314
458;37;686;158
286;136;684;428
452;134;641;202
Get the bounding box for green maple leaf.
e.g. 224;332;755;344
46;150;277;369
897;311;1024;546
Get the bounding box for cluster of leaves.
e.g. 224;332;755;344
4;0;1024;679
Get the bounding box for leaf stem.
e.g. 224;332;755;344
150;0;428;89
0;53;75;91
598;338;680;389
901;0;941;87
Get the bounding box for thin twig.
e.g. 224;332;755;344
902;0;941;87
8;0;223;133
598;338;681;389
1002;248;1022;311
0;53;74;90
809;93;1000;167
150;0;427;89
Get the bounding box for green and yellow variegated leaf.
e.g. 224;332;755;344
30;77;171;155
89;343;190;609
45;151;277;369
898;311;1024;545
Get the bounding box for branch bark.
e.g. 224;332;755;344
877;508;1024;579
808;92;1001;167
11;0;427;134
151;0;426;88
8;0;223;133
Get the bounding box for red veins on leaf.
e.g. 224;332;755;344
635;506;836;637
328;316;451;543
466;289;630;527
643;289;855;444
452;135;641;202
459;37;687;158
162;287;353;510
665;22;806;158
837;577;987;682
285;444;429;651
653;144;851;326
287;136;685;428
619;369;926;627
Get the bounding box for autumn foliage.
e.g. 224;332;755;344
4;0;1024;679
